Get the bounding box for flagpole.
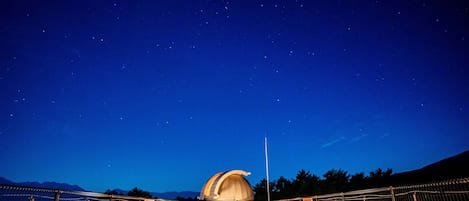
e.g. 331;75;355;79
264;137;271;201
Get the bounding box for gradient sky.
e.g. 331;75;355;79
1;0;468;193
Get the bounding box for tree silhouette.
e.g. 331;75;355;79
369;168;393;187
349;172;368;190
253;179;274;201
322;169;350;193
273;176;292;199
127;187;152;198
253;167;396;201
104;189;123;195
291;169;320;197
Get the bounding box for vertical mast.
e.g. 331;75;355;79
264;137;271;201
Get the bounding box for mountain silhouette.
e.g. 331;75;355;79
0;178;198;199
0;177;84;191
1;150;468;198
390;150;469;185
0;177;12;185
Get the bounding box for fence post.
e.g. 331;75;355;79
412;192;417;201
390;186;395;201
29;195;35;201
341;192;345;201
54;190;60;201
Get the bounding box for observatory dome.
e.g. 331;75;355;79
200;170;254;201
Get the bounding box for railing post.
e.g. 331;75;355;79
412;192;417;201
29;195;35;201
54;190;61;201
341;192;345;201
390;186;395;201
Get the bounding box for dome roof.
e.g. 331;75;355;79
200;170;254;201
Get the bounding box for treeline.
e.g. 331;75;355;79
177;168;395;201
254;168;393;201
104;187;153;198
101;168;394;201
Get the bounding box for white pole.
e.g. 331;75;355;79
264;137;271;201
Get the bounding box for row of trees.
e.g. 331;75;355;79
102;168;393;201
254;168;393;201
104;187;153;198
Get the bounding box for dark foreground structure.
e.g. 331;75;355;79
275;177;469;201
1;177;469;201
0;185;171;201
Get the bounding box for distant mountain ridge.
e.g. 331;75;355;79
1;150;468;199
0;177;199;199
0;177;84;191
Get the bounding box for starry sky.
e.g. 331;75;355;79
1;0;468;193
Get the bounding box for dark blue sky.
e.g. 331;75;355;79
1;0;468;193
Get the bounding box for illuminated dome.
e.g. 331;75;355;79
200;170;254;201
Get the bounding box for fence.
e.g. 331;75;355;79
0;185;171;201
275;177;469;201
2;178;469;201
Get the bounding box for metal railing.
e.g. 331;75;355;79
2;177;469;201
0;185;173;201
275;178;469;201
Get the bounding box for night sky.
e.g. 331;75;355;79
1;0;468;193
